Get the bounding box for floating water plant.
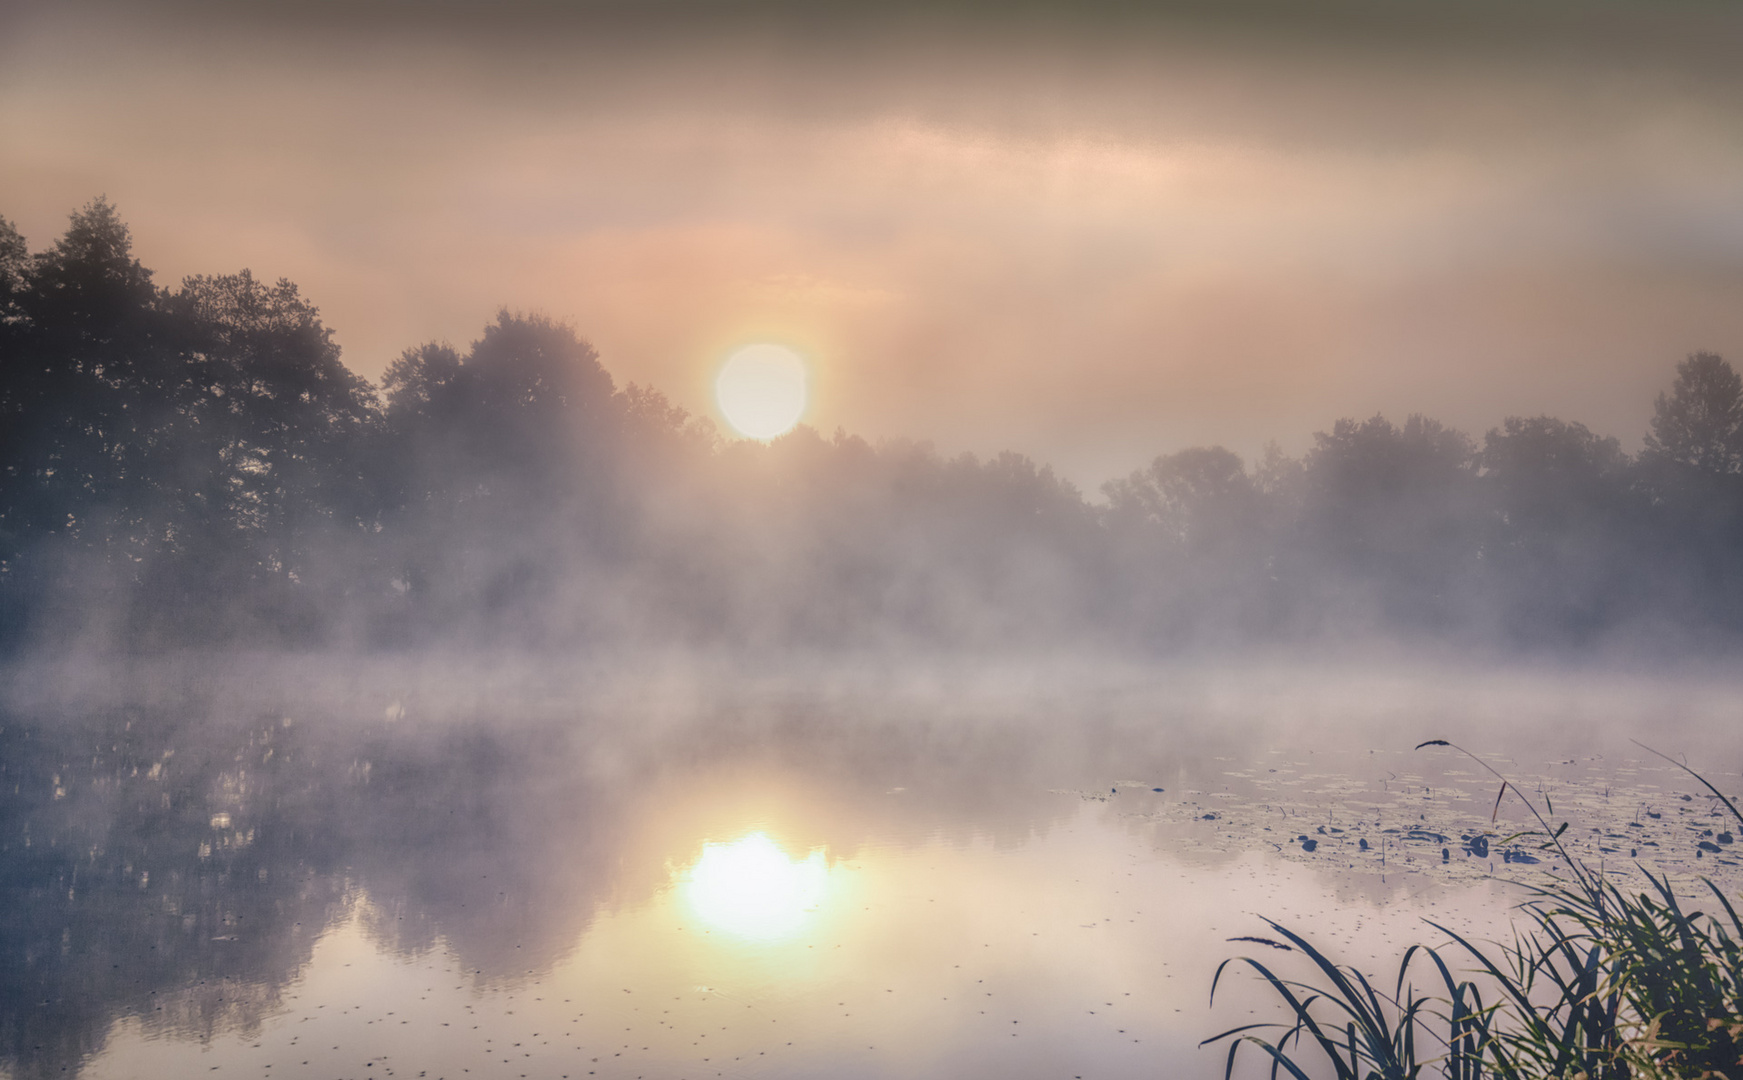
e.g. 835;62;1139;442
1205;741;1743;1079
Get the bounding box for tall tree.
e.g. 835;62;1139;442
1;205;391;646
378;312;623;636
382;311;616;496
1636;353;1743;633
161;271;384;628
1643;352;1742;474
0;199;175;568
1101;444;1277;644
1294;413;1482;630
1104;445;1256;552
1483;415;1628;527
0;216;26;322
0;215;30;572
1479;416;1639;638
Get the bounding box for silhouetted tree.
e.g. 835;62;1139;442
0;205;395;646
1482;416;1630;537
1101;445;1280;643
378;312;626;638
1293;414;1482;631
1479;416;1641;639
0;216;26;322
382;313;617;505
144;272;385;639
1105;446;1257;551
1635;354;1743;634
8;199;1743;654
174;271;381;524
0;200;167;539
0;200;184;647
1643;352;1743;474
0;216;29;574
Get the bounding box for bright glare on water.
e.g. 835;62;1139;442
680;832;831;942
12;667;1743;1080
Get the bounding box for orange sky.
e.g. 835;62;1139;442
5;2;1743;486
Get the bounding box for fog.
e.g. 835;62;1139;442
6;7;1743;1077
6;1;1743;481
3;650;1741;1079
3;202;1741;657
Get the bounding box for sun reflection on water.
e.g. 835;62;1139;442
679;832;830;943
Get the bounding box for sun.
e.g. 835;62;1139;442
680;832;829;942
715;344;808;440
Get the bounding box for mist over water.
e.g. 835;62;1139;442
2;203;1742;661
6;6;1743;1076
2;199;1743;1076
3;196;1743;1078
3;656;1741;1079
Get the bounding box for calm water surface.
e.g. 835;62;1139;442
4;663;1739;1080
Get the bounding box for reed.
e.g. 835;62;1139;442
1204;742;1743;1080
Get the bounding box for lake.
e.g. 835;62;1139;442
3;657;1739;1080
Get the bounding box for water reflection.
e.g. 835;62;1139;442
0;692;1105;1079
1;667;1739;1079
679;833;833;943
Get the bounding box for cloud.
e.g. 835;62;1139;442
5;0;1743;482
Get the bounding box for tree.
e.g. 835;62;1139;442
1294;414;1482;630
1635;354;1743;633
1103;445;1257;553
174;270;381;522
1;204;394;645
166;271;385;607
1482;415;1628;525
1643;352;1742;474
382;311;615;491
1479;416;1639;639
0;215;30;572
0;199;173;567
377;312;625;637
0;216;26;324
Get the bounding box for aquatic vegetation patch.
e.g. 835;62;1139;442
1206;742;1743;1079
1096;745;1743;895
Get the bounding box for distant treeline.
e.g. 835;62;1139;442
3;201;1741;655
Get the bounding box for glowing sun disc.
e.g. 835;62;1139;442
681;832;828;942
715;344;808;439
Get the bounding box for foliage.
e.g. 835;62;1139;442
1644;353;1743;475
4;202;1743;652
1206;744;1743;1080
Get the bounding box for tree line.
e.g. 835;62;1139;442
3;201;1740;655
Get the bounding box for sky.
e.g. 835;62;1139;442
4;0;1743;487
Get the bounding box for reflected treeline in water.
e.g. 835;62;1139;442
3;203;1743;655
0;707;349;1079
0;688;1159;1080
1;662;1734;1079
0;703;597;1079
